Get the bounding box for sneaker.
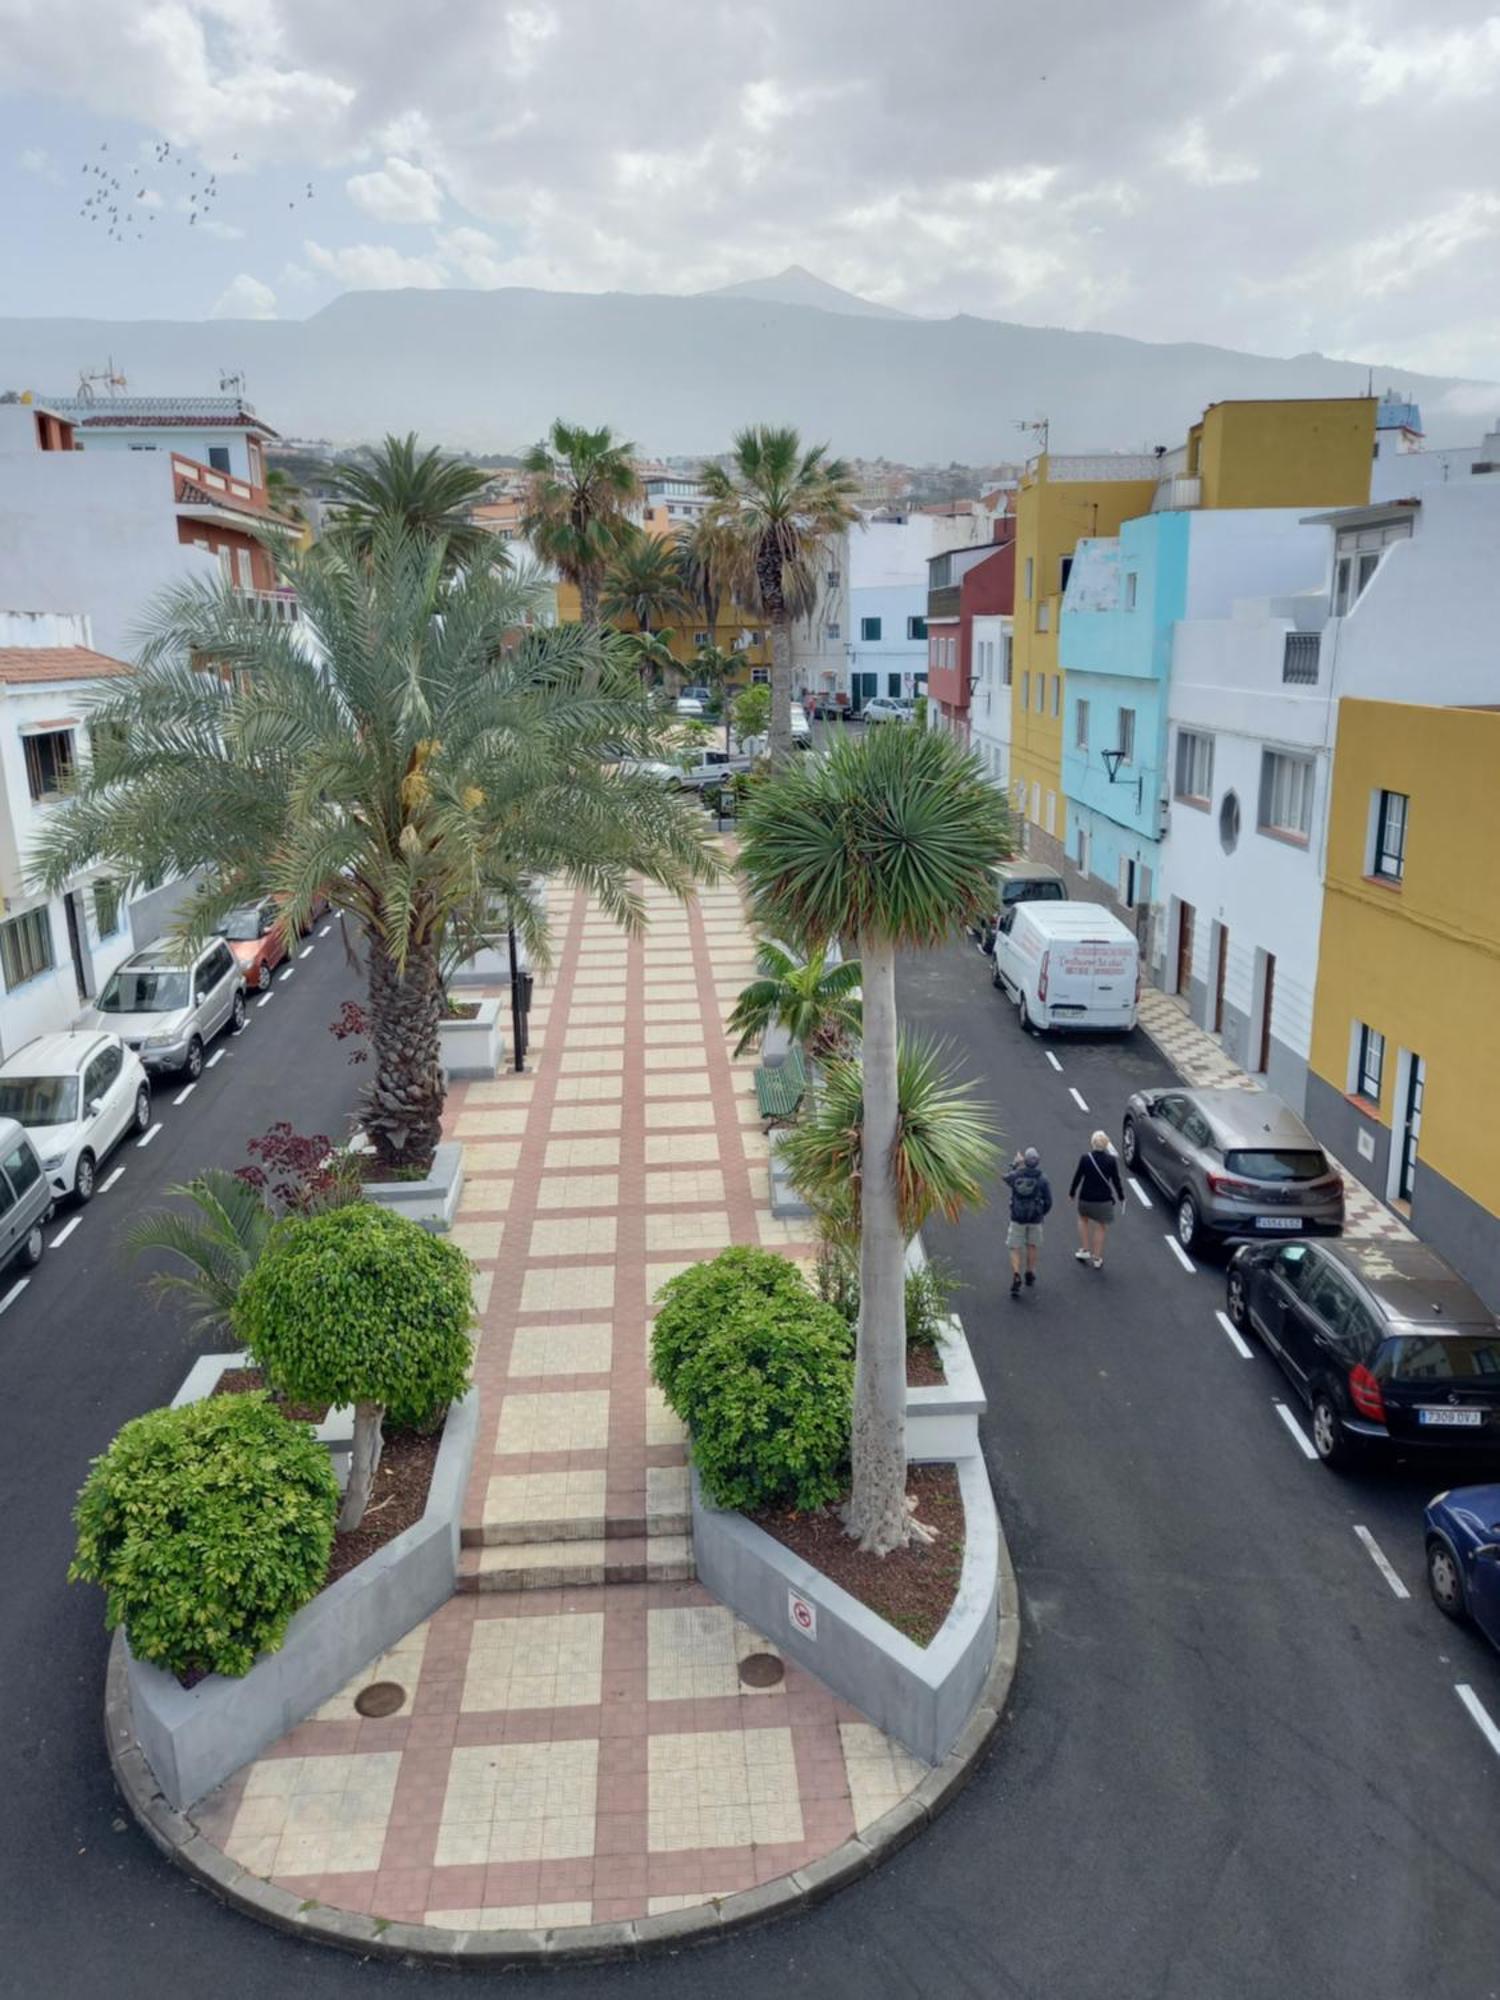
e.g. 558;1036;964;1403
1009;1274;1022;1299
1092;1257;1104;1269
1074;1248;1091;1262
1024;1271;1036;1287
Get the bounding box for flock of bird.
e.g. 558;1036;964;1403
76;139;314;244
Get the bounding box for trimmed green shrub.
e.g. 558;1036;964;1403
69;1394;338;1681
653;1247;853;1512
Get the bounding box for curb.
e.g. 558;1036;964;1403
106;1514;1021;1967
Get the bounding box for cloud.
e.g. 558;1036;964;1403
1160;119;1259;188
20;145;61;182
436;225;506;285
199;217;245;239
210;272;277;319
304;238;447;289
346;155;442;224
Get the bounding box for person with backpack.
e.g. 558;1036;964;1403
1069;1129;1126;1270
1004;1146;1053;1298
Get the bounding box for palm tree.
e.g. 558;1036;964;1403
693;644;753;749
322;433;494;576
125;1169;276;1339
726;941;862;1058
739;724;1011;1553
614;628;680;691
600;527;690;634
32;526;718;1176
521;420;640;626
264;465;307;526
677;511;742;648
702;428;859;761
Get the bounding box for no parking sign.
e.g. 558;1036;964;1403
787;1589;817;1640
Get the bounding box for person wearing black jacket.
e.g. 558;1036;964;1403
1069;1130;1125;1269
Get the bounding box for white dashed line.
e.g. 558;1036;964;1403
319;923;333;938
136;1124;161;1150
100;1166;126;1192
279;966;296;981
1457;1684;1500;1758
257;991;275;1008
51;1217;82;1248
1273;1400;1318;1461
173;1083;197;1107
1044;1051;1063;1073
1164;1234;1196;1274
1128;1175;1153;1209
1353;1525;1409;1599
1068;1087;1090;1113
207;1049;226;1069
299;945;314;960
0;1279;29;1315
1214;1309;1253;1360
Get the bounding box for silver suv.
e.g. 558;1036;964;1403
1122;1086;1345;1253
85;939;247;1078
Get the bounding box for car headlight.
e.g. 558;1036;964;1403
41;1154;63;1171
144;1031;178;1048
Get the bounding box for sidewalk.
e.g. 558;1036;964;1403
186;878;933;1936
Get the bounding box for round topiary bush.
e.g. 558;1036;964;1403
653;1247;853;1513
69;1393;339;1682
233;1202;473;1530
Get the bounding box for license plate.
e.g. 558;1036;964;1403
1256;1217;1303;1231
1418;1408;1483;1427
1051;1004;1085;1016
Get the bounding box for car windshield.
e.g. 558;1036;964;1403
1003;880;1064;904
0;1075;79;1126
97;968;188;1014
215;908;265;943
1224;1148;1330;1182
1387;1333;1500;1382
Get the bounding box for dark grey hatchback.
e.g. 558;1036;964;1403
1226;1237;1500;1471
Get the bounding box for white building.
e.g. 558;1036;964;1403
968;610;1013;792
845;516;943;711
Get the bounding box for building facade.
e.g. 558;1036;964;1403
846;517;942;710
924;528;1015;745
967;609;1013;794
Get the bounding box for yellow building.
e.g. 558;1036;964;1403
1306;698;1500;1303
1185;398;1376;511
552;580;771;686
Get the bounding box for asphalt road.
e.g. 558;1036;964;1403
3;922;1498;1997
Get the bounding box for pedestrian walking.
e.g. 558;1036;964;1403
1070;1130;1125;1269
1004;1146;1052;1298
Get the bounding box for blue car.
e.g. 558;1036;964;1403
1425;1484;1500;1650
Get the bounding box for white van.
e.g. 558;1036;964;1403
992;902;1139;1034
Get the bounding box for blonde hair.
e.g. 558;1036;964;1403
1091;1130;1111;1151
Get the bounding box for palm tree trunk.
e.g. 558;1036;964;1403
843;932;909;1554
769;617;795;763
365;935;445;1174
339;1400;384;1532
580;572;600;627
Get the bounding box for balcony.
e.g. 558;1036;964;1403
1151;475;1202;512
238;586;300;625
927;584;961;621
1282;632;1320;685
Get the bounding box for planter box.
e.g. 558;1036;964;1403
768;1132;812;1220
439;996;503;1081
172;1351;355;1488
362;1139;464;1232
449;940;530;989
906;1315;985;1461
691;1451;1001;1767
126;1374;480;1811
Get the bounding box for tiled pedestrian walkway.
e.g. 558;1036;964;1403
186;874;931;1934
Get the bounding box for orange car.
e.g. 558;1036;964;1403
215;898;291;991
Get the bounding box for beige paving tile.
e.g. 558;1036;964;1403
529;1214;618;1259
643;1046;705;1071
646;1258;699;1296
646;1893;734;1915
519;1264;615;1312
646;1464;691;1524
462;1080;536;1107
508;1322;612;1376
552;1075;624;1104
454;1135;522;1168
450;1106;530;1136
639;980;699;998
549;1104;622;1133
471;1270;494;1318
567;1005;626;1025
534;1173;620;1210
645;1168;725;1206
436;1739;599;1865
558;1050;625;1074
561;1025;626;1048
543;1137;620;1170
483;1468;607;1534
646;1210;732;1251
427;1902;593;1931
647;1605;782;1701
642;1001;705;1023
644;1131;721;1163
496;1388;611;1455
450;1218;505;1261
643;1072;713;1098
225;1751;402;1877
645;1382;688;1447
311;1626;429;1722
457;1176;514;1217
644;1101;715;1130
460;1611;605;1712
839;1723;927;1832
647;1728;802;1853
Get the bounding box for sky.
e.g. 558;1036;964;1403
1;0;1498;382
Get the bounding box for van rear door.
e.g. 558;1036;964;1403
1051;936;1137;1026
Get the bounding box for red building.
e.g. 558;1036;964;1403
925;519;1016;737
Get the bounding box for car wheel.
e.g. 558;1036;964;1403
20;1223;44;1269
184;1035;204;1080
1310;1391;1352;1470
1227;1265;1249;1328
73;1151;96;1205
1019;993;1034;1033
991;957;1004;990
1426;1537;1468;1620
257;960;273;991
1176;1191;1200;1252
1121;1117;1138;1169
133;1085;151;1134
231;992;247;1033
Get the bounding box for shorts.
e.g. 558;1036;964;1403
1007;1221;1044;1250
1078;1199;1117;1225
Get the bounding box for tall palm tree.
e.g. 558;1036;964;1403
521;420;640;626
600;527;690;634
322;433;494;576
32;526;718;1175
702;428;859;761
739;725;1011;1553
693;644;753;749
726;941;862;1058
677;511;741;647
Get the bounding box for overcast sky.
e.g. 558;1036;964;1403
1;0;1498;382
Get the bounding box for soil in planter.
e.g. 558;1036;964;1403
324;1426;441;1586
905;1343;947;1388
353;1153;432;1184
751;1464;964;1648
212;1365;330;1427
443;1000;482;1020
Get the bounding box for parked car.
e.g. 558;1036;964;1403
862;695;912;724
616;756;682;785
806;691;850;721
1124;1086;1344;1251
993;901;1138;1035
0;1118;51;1274
1426;1485;1500;1649
972;860;1069;953
675;748;752;791
85;939;247;1078
675;686;710;717
1227;1237;1500;1470
215;898;291;991
0;1032;151;1204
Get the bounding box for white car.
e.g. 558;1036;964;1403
0;1030;151;1203
862;695;912;724
675;685;710;717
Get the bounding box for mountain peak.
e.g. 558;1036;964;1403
697;265;911;320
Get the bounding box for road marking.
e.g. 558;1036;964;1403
299;945;314;960
257;990;275;1008
319;923;333;938
136;1123;161;1150
1164;1234;1196;1274
1353;1525;1409;1599
1214;1309;1254;1360
51;1216;82;1248
1128;1175;1152;1208
1457;1684;1500;1759
172;1083;196;1107
0;1279;28;1315
100;1166;126;1192
279;965;296;981
1273;1399;1318;1460
1068;1086;1090;1113
207;1049;226;1069
1044;1051;1063;1073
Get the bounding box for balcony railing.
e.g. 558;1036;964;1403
1282;632;1320;685
238;586;300;624
926;585;961;621
1151;475;1202;512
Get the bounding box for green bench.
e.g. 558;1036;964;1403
754;1044;807;1123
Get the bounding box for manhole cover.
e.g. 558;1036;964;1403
738;1652;785;1689
354;1681;407;1718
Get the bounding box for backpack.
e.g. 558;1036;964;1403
1010;1167;1050;1225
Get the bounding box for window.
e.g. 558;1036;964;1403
860;616;882;642
826;623;840;640
1030;781;1041;823
751;666;769;684
1059;555;1073;593
1044;790;1056;834
1035;675;1046;713
1119;856;1138;907
1001;635;1013;686
907;616;927;641
1174;729;1214;805
1283;633;1320;685
693;629;710;647
94;879;122;939
1;1139;41;1201
1124;572;1138;610
0;906;55;991
826;570;841;589
1117;708;1136;764
207;446;232;473
1258;749;1315;842
1074;823;1090;873
1051;674;1061;718
1024;556;1034;601
1037;601;1051;633
1022;671;1030;711
1373;789;1408;882
23;729;74;802
1355;1023;1385;1104
1075;699;1090;750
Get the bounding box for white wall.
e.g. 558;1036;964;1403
1182;510;1331;617
969;612;1011;791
